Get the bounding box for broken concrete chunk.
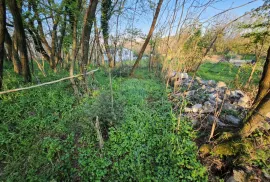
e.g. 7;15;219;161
225;115;241;125
216;81;227;88
192;104;203;113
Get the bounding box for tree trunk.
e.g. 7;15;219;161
129;0;164;76
253;46;270;108
94;20;104;66
4;30;21;74
50;22;57;71
101;0;114;67
68;0;81;96
0;0;6;90
8;0;31;82
80;0;98;73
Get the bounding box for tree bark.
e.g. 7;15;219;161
101;0;114;67
68;0;81;96
0;0;6;90
4;30;22;74
80;0;98;73
7;0;31;82
129;0;164;76
94;20;104;66
253;46;270;108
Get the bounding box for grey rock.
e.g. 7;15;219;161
223;103;238;111
192;104;203;113
208;115;226;127
209;93;217;99
263;170;270;179
185;90;196;96
201;101;215;113
225;115;241;125
208;99;217;106
177;72;189;79
206;87;216;93
208;80;216;86
226;176;237;182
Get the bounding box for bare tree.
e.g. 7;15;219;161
129;0;164;76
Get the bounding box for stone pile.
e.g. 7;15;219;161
168;72;252;127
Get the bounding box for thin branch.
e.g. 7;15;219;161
0;69;99;95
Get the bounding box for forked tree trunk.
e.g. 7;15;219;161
8;0;31;82
129;0;164;76
0;0;6;90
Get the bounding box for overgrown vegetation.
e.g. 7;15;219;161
0;64;207;181
196;62;262;89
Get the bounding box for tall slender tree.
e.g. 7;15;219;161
0;0;6;90
7;0;31;82
80;0;99;73
129;0;164;76
101;0;114;67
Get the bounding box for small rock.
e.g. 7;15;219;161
209;93;217;99
263;170;270;179
216;81;227;88
201;85;206;89
184;107;192;112
238;95;250;108
208;115;226;127
226;170;247;182
192;104;202;113
208;80;216;86
207;87;216;92
202;101;215;113
223;103;238;111
225;115;240;125
185;90;196;96
176;72;188;79
216;97;222;103
225;89;231;95
208;99;217;106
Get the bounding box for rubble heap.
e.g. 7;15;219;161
168;72;251;127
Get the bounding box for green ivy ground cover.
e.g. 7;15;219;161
0;68;207;181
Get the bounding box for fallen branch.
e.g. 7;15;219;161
0;68;99;95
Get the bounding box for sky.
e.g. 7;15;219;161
120;0;265;35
